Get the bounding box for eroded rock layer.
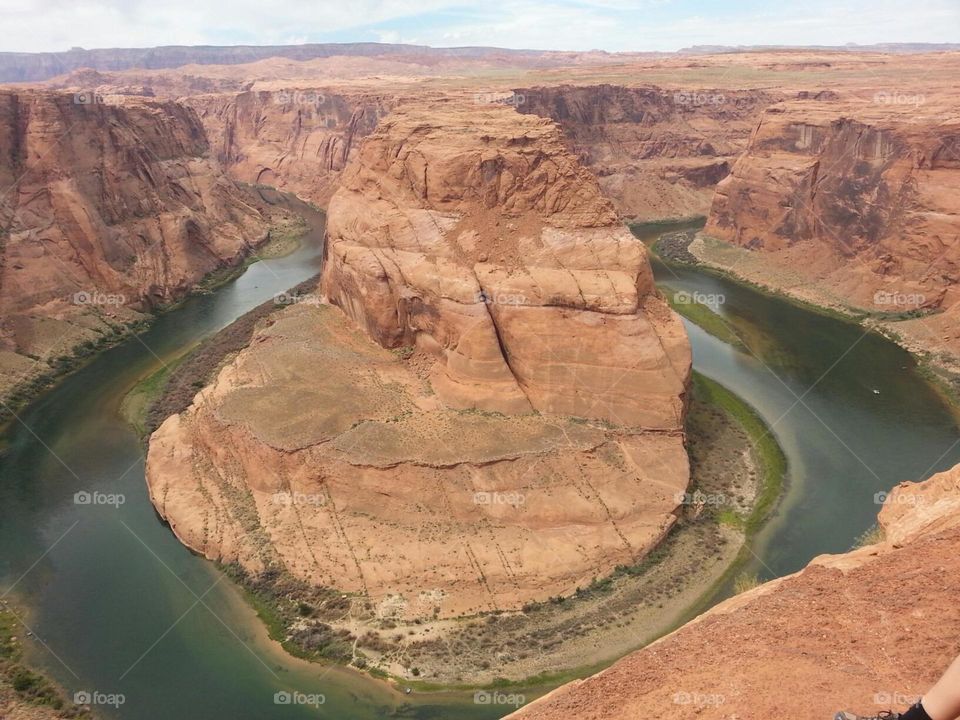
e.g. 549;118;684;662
0;90;266;396
146;101;692;618
321;102;691;427
508;465;960;719
186;89;392;206
703;98;960;355
516;85;777;221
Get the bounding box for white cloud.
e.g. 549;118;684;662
0;0;955;53
0;0;453;51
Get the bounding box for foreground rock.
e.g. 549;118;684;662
507;465;960;719
147;102;691;624
0;90;267;402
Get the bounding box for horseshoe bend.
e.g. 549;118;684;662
144;101;697;665
2;16;960;720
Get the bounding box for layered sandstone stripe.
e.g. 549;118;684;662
146;101;693;618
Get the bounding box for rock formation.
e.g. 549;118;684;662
507;464;960;719
321;102;690;426
146;101;692;619
517;85;777;221
701;97;960;356
186;89;391;206
0;90;266;400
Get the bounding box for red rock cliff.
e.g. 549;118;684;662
516;84;778;221
0;90;266;396
698;97;960;361
186;89;392;206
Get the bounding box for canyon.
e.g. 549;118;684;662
699;90;960;370
0;89;270;409
0;41;959;720
145;100;692;636
184;89;392;207
515;84;777;221
34;51;960;374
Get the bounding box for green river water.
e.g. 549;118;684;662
0;210;957;719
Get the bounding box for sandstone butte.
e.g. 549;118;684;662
0;89;267;399
145;101;693;619
507;464;960;720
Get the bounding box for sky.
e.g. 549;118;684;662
0;0;957;54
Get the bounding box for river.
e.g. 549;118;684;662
634;221;960;584
1;210;957;719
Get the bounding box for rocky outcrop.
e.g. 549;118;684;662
516;85;778;221
508;464;960;719
0;90;266;400
702;99;960;356
186;89;392;207
321;102;690;426
146;101;692;620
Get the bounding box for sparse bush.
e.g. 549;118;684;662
854;524;885;548
733;572;761;595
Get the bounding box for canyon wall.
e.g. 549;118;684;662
48;78;782;226
0;90;266;399
146;101;692;622
701;97;960;357
516;84;777;221
185;89;392;207
189;83;775;219
509;464;960;719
